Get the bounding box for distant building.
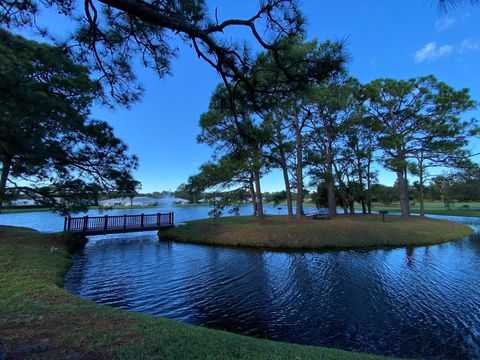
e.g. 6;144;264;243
173;198;190;204
10;199;36;207
98;197;160;207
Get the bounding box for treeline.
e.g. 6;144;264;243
187;37;479;219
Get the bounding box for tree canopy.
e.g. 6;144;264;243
0;0;313;108
0;29;138;212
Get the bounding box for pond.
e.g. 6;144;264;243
1;208;480;359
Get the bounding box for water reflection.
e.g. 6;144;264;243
61;215;480;359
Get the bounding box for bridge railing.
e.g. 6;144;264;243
64;212;174;234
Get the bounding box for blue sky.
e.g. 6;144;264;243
14;1;480;193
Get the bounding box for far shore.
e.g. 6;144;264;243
2;201;480;218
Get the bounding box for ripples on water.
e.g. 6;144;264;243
1;208;480;359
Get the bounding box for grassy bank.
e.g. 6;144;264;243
0;225;388;359
160;214;473;250
373;202;480;218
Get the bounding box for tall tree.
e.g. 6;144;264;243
254;38;346;219
364;75;476;218
196;85;270;218
0;29;138;212
307;76;363;217
264;112;295;218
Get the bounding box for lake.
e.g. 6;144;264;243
1;206;479;359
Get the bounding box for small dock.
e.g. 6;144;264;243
64;212;174;235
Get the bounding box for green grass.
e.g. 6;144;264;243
160;214;473;250
0;225;389;359
373;201;480;217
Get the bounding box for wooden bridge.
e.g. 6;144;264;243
64;212;174;235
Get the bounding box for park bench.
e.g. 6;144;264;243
306;209;330;220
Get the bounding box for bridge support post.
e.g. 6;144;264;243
83;216;88;233
104;215;108;234
141;213;144;230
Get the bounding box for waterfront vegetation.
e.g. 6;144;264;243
4;200;480;218
373;202;480;218
160;215;473;250
0;225;389;359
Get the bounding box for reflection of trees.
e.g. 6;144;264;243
405;247;415;269
183;246;274;338
68;235;160;310
65;217;480;359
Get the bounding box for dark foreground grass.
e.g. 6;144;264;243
161;214;473;250
0;225;389;359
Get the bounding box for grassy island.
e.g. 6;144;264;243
0;225;388;359
159;214;473;250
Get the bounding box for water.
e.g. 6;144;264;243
0;203;286;232
1;208;480;359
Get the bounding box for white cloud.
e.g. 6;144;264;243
435;17;456;31
460;39;480;53
414;42;453;63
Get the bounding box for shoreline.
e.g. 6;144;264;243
2;203;480;218
0;225;388;359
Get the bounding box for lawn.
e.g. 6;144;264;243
160;214;473;250
373;201;480;217
0;225;388;359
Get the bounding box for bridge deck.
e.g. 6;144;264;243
64;212;174;235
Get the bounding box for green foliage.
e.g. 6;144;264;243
0;0;306;107
0;30;138;212
370;184;399;205
364;76;476;173
264;191;287;206
364;75;477;216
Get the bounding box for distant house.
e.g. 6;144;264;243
173;198;190;204
10;199;36;207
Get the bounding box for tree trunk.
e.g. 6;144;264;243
349;198;355;214
279;150;293;219
338;181;348;214
366;156;372;214
0;156;12;212
326;142;337;217
294;115;303;219
419;160;425;217
254;170;264;219
356;151;366;215
275;120;293;219
249;176;257;216
396;169;410;219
